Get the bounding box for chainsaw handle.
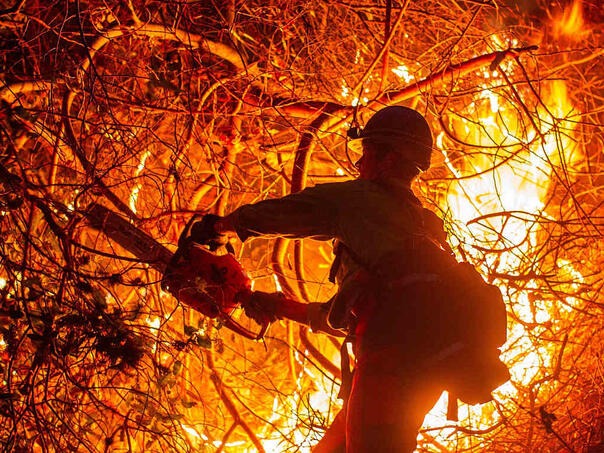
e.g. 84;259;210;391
183;214;233;253
222;316;270;341
179;214;204;247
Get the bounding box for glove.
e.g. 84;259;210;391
188;214;227;250
243;291;283;325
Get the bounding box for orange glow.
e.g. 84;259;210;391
552;0;588;41
415;58;583;448
129;150;151;214
213;47;588;453
3;3;600;451
261;342;342;451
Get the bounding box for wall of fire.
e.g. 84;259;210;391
0;1;602;452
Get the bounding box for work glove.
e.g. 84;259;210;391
243;291;283;325
188;214;227;250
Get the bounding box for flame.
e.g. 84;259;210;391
145;315;161;330
261;345;342;451
145;315;161;353
340;82;350;99
235;61;585;452
181;422;207;449
128;150;151;214
272;274;283;292
392;64;415;83
552;0;587;40
415;60;583;448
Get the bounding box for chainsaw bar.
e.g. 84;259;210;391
85;203;173;273
85;203;269;341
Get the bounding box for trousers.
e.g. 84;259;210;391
314;281;453;452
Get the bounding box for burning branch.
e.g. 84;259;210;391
0;0;602;451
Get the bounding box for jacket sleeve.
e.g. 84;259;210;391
231;184;339;241
307;302;345;337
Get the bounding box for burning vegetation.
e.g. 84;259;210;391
0;0;602;451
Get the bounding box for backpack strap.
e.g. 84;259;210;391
337;337;354;400
328;240;344;283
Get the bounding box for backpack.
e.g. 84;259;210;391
438;260;510;405
328;241;510;406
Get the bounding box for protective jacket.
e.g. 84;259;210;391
232;178;448;264
231;177;454;333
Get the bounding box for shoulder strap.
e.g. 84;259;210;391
329;240;372;283
328;241;343;283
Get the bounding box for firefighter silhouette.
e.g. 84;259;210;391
186;106;509;452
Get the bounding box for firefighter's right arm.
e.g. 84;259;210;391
213;184;339;241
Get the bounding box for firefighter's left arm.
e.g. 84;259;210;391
244;291;344;337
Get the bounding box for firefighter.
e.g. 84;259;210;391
194;106;503;452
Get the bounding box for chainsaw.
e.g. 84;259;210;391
86;204;270;340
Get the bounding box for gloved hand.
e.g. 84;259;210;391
243;291;284;325
188;214;227;250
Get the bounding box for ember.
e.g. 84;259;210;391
0;1;601;452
